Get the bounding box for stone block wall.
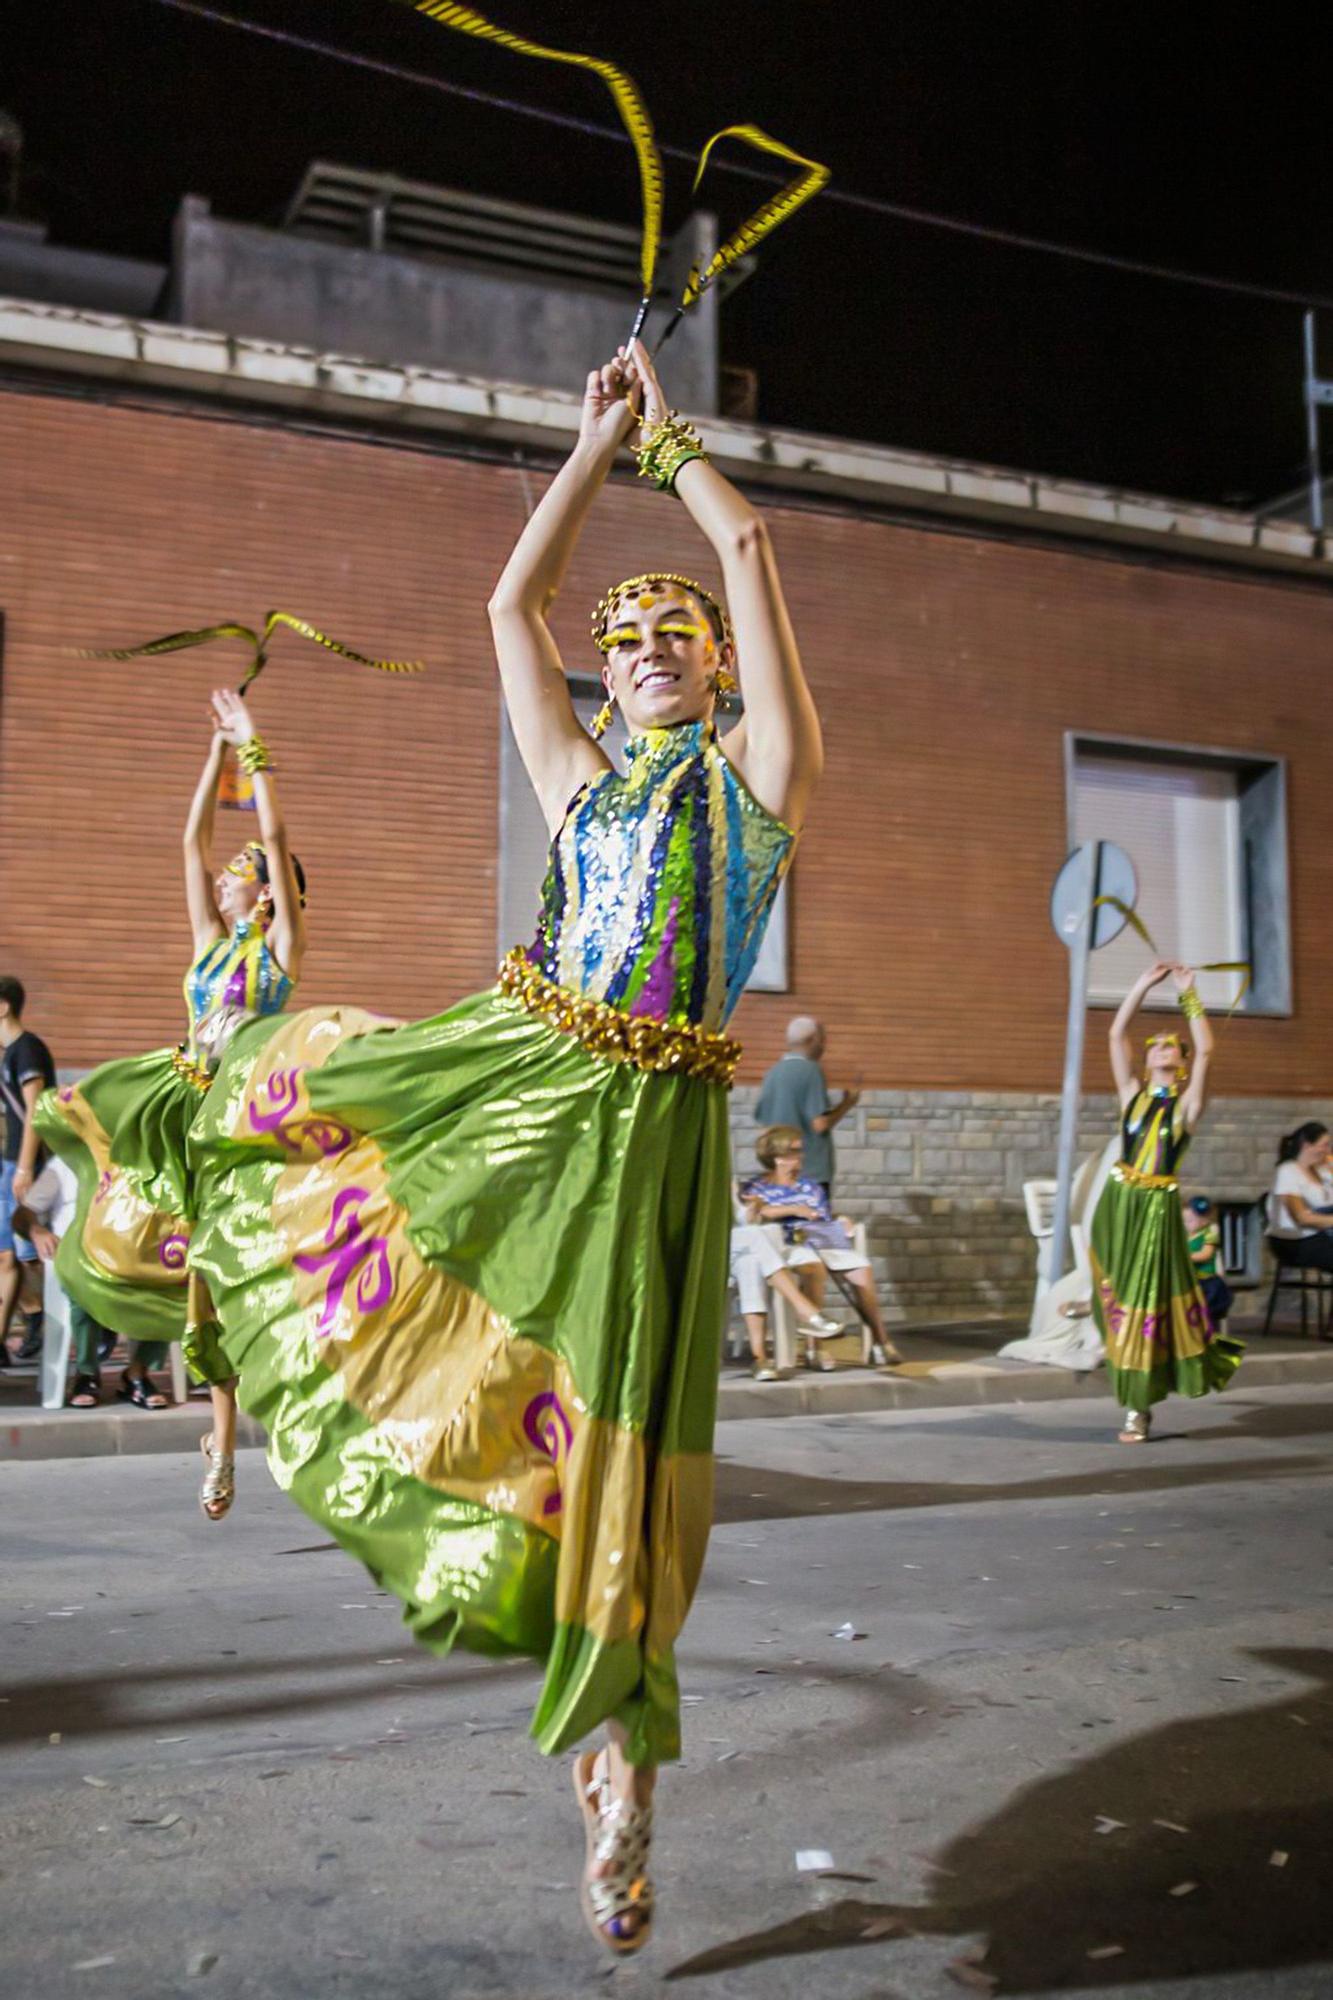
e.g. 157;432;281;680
730;1089;1320;1326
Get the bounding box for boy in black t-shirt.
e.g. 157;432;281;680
0;975;57;1360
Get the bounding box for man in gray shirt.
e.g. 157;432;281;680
754;1016;861;1196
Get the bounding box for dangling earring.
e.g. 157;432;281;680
713;665;739;709
591;696;616;740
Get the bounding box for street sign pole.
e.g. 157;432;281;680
1047;839;1104;1289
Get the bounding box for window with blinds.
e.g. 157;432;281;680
498;687;789;990
1067;735;1290;1015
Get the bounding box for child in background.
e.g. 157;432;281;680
1186;1194;1234;1333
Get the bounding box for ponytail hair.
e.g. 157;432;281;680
1277;1120;1329;1164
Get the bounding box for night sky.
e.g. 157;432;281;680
7;0;1333;507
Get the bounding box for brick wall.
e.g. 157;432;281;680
4;382;1333;1112
730;1090;1313;1326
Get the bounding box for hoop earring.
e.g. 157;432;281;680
590;696;616;740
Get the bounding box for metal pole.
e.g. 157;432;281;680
1304;310;1324;537
1046;839;1102;1288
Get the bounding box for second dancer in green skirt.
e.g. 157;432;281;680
1090;959;1243;1443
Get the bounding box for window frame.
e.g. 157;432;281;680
1063;728;1292;1018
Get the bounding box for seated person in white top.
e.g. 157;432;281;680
1267;1122;1333;1318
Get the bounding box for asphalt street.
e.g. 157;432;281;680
3;1385;1332;2000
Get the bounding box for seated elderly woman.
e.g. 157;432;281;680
730;1187;840;1381
740;1125;901;1366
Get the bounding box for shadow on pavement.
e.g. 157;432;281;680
670;1647;1333;1994
713;1450;1332;1524
0;1646;536;1748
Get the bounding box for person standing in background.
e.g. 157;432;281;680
0;976;56;1363
755;1015;860;1198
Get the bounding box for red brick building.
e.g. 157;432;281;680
2;303;1328;1318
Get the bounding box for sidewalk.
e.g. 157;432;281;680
5;1316;1332;1461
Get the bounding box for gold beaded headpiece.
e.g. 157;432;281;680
1144;1033;1184;1052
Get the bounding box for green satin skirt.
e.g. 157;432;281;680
1090;1171;1243;1410
184;987;732;1766
32;1051;196;1342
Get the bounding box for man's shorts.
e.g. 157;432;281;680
0;1159;38;1262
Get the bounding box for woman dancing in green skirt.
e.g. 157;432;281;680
1090;959;1242;1443
34;685;305;1501
184;338;823;1955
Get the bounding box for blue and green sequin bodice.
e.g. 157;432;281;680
526;721;793;1033
183;920;294;1070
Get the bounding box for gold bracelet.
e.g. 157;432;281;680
635;412;707;492
237;735;271;776
1179;986;1205;1021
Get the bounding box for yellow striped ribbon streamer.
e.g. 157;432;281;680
408;1;662;336
1091;895;1251;1012
672;123;831;324
74;613;424;691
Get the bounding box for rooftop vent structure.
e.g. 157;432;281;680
171;163;735;411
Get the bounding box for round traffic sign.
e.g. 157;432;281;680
1050;842;1138;950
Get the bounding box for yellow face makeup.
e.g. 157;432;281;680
595;607;710;657
224;844;264;884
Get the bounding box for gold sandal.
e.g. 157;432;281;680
1118;1409;1151;1445
199;1432;236;1520
572;1750;654;1957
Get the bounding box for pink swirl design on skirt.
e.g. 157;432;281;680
248;1067;304;1135
523;1391;574;1516
293;1186;393;1336
158;1233;190;1271
248;1066;353;1156
94;1170;114;1206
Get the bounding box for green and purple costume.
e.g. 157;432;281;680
32;920;293;1342
186;720;793;1763
1090;1085;1243;1411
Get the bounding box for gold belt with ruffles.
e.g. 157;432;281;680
1111;1162;1178;1192
497;947;741;1086
170;1045;214;1093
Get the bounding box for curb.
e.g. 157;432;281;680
4;1341;1332;1461
714;1343;1333;1420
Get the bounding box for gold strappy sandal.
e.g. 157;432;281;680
572;1750;654;1957
199;1432;236;1520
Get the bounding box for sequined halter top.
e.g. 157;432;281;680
1121;1087;1190;1177
182;920;294;1072
525;721;794;1034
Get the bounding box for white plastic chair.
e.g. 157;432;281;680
765;1219;874;1374
1022;1178;1059;1308
1024;1151;1104;1315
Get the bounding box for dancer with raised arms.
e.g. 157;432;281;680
1090;959;1242;1443
183;336;823;1955
34;687;305;1488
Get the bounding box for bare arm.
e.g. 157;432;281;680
211;689;307;982
1175;967;1214;1131
12;1076;45;1196
487;362;641;834
626;341;823;831
812;1082;861;1136
183;728;228;955
1108;960;1172;1107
